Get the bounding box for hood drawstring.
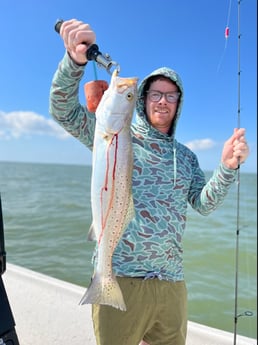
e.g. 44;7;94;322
173;146;177;186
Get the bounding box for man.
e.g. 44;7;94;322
49;19;249;345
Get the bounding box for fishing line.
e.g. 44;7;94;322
93;61;98;80
233;1;253;344
225;0;233;46
217;0;232;73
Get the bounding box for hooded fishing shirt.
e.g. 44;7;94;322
49;53;238;282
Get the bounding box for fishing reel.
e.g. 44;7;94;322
54;19;120;75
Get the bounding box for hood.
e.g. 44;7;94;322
135;67;184;139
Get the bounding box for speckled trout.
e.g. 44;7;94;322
79;69;138;311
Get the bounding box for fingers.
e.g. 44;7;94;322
233;143;249;163
222;128;249;169
61;20;95;46
233;128;248;149
233;127;246;141
232;128;249;164
60;19;96;64
225;128;244;147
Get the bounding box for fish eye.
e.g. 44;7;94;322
126;92;134;101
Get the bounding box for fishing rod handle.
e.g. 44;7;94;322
54;19;97;61
54;19;120;74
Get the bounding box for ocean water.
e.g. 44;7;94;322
0;161;256;339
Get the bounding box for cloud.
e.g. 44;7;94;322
0;110;70;140
184;138;216;151
0;111;217;154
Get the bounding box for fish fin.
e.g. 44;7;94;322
79;273;126;311
87;223;96;241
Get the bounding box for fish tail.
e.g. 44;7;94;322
79;273;126;311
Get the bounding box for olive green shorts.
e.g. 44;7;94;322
92;277;187;345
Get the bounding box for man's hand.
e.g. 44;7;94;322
60;19;96;65
221;128;249;169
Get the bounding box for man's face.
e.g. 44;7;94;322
145;79;179;134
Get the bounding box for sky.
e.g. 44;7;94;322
0;0;257;172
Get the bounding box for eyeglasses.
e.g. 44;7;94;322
146;90;180;103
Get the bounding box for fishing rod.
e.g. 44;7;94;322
54;19;120;75
233;1;253;344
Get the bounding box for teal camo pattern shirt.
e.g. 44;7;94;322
49;52;237;281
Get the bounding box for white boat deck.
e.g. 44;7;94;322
2;263;256;345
